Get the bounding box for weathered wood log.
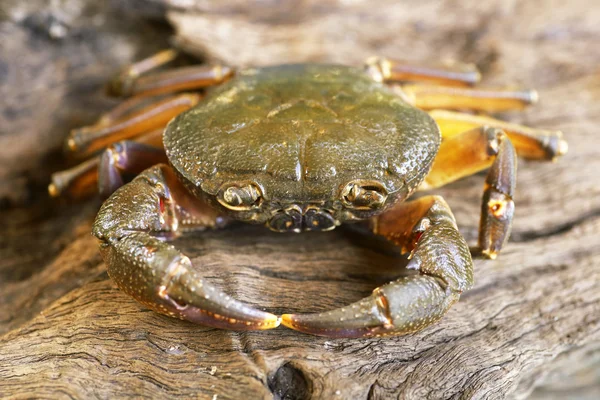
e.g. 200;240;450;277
0;0;172;206
1;0;599;399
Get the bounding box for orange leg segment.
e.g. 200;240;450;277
67;93;201;157
50;129;164;198
107;49;234;98
430;110;568;161
395;84;538;112
365;56;481;86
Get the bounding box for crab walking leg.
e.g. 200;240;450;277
107;49;179;96
281;196;473;338
49;129;164;198
365;56;481;86
422;127;518;258
48;157;99;198
430;110;568;161
68;93;201;157
98;141;168;197
93;164;280;330
108;51;234;98
123;65;234;98
394;84;538;112
97;94;171;126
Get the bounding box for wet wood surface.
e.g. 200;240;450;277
1;1;599;399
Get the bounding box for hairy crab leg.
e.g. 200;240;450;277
421;127;518;258
49;129;164;198
68;93;201;157
430;110;568;161
93;164;280;330
365;56;481;86
281;196;473;338
393;84;538;112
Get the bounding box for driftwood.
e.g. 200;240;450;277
1;0;599;399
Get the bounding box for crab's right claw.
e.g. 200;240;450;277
281;196;474;338
94;164;279;331
107;240;281;330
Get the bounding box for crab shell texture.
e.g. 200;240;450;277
164;64;441;231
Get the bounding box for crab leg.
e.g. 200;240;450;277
394;84;537;112
430;110;568;161
68;93;201;157
422;127;518;258
93;164;280;330
108;49;234;98
97;93;171;126
107;49;179;96
125;65;234;97
48;157;100;198
49;129;164;198
105;49;196;96
365;56;481;86
281;196;473;338
98;140;168;197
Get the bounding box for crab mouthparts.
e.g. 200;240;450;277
267;206;337;233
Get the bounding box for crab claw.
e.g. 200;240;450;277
94;165;279;330
101;234;280;330
155;255;280;330
281;276;460;338
281;196;474;338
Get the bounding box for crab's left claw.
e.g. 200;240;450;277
281;196;474;338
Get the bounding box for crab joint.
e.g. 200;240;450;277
364;56;392;83
488;196;510;218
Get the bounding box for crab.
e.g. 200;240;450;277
49;50;567;338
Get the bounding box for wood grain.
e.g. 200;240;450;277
1;0;599;399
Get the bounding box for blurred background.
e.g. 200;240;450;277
1;1;599;399
2;0;599;206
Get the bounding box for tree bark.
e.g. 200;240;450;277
1;1;599;399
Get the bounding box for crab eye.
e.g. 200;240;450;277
217;182;262;210
340;180;388;210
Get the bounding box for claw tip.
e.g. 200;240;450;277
527;89;539;105
259;313;281;330
48;183;59;197
271;315;282;329
67;137;78;152
280;314;296;329
481;249;498;259
557;139;569;157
